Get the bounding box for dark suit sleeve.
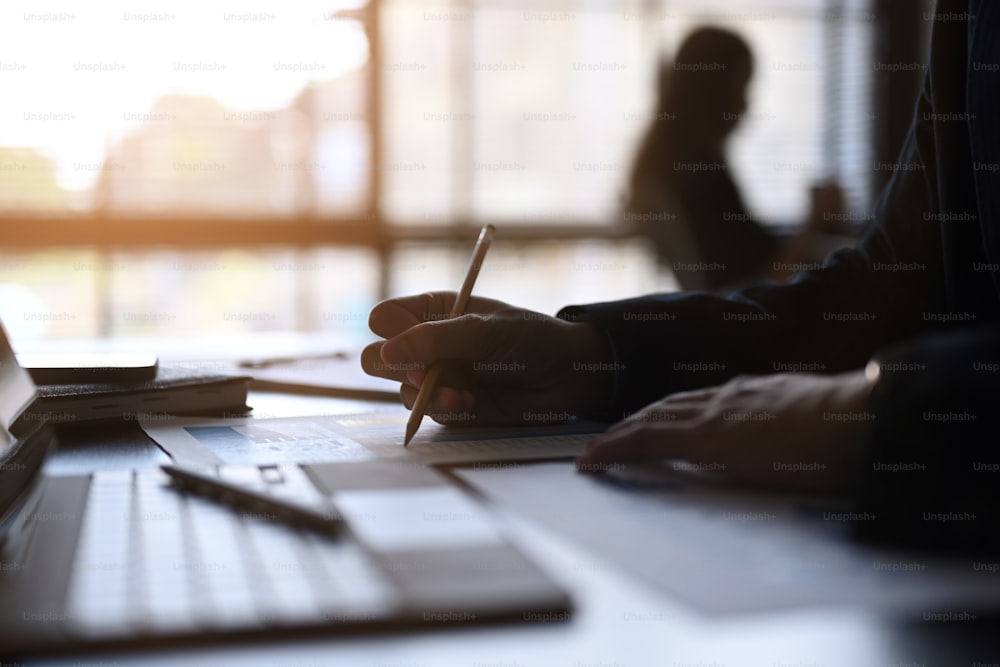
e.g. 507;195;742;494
852;326;1000;553
558;78;945;419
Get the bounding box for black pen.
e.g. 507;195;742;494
161;464;344;537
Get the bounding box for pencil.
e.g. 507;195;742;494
404;224;496;446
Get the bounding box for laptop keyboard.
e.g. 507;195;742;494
66;467;398;638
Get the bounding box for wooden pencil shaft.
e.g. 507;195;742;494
404;224;495;445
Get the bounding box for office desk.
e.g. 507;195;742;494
25;392;1000;667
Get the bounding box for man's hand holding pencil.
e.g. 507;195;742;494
363;290;615;430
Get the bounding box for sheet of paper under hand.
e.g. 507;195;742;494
456;462;1000;615
142;409;603;467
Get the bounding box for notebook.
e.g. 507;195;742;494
0;323;570;655
11;364;251;436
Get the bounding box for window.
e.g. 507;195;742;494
0;1;370;217
0;0;876;341
381;0;875;225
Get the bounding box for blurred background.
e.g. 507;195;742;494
0;0;934;345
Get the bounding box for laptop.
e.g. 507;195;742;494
0;323;570;655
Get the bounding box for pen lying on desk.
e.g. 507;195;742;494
161;464;344;537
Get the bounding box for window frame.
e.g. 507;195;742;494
0;0;908;305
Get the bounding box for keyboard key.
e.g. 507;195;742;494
67;464;400;637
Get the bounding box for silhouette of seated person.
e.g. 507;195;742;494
624;27;842;292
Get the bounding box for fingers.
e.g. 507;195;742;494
380;312;505;367
365;332;485;424
399;383;476;423
368;292;454;339
576;420;696;472
361;341;419;381
368;291;509;339
369;291;517;371
575;397;709;472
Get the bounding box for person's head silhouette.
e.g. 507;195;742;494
658;27;754;149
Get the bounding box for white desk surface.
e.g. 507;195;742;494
18;356;1000;665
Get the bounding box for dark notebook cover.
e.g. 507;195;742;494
14;365;251;434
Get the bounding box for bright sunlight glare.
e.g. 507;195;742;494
0;0;369;193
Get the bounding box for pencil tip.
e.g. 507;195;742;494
403;421;417;447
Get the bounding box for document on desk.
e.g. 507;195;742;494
141;408;602;466
456;462;1000;615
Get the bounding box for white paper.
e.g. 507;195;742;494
456;462;1000;614
334;487;504;551
142;411;598;466
142;416;376;466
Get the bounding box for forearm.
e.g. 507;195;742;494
558;249;933;420
557;319;618;418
